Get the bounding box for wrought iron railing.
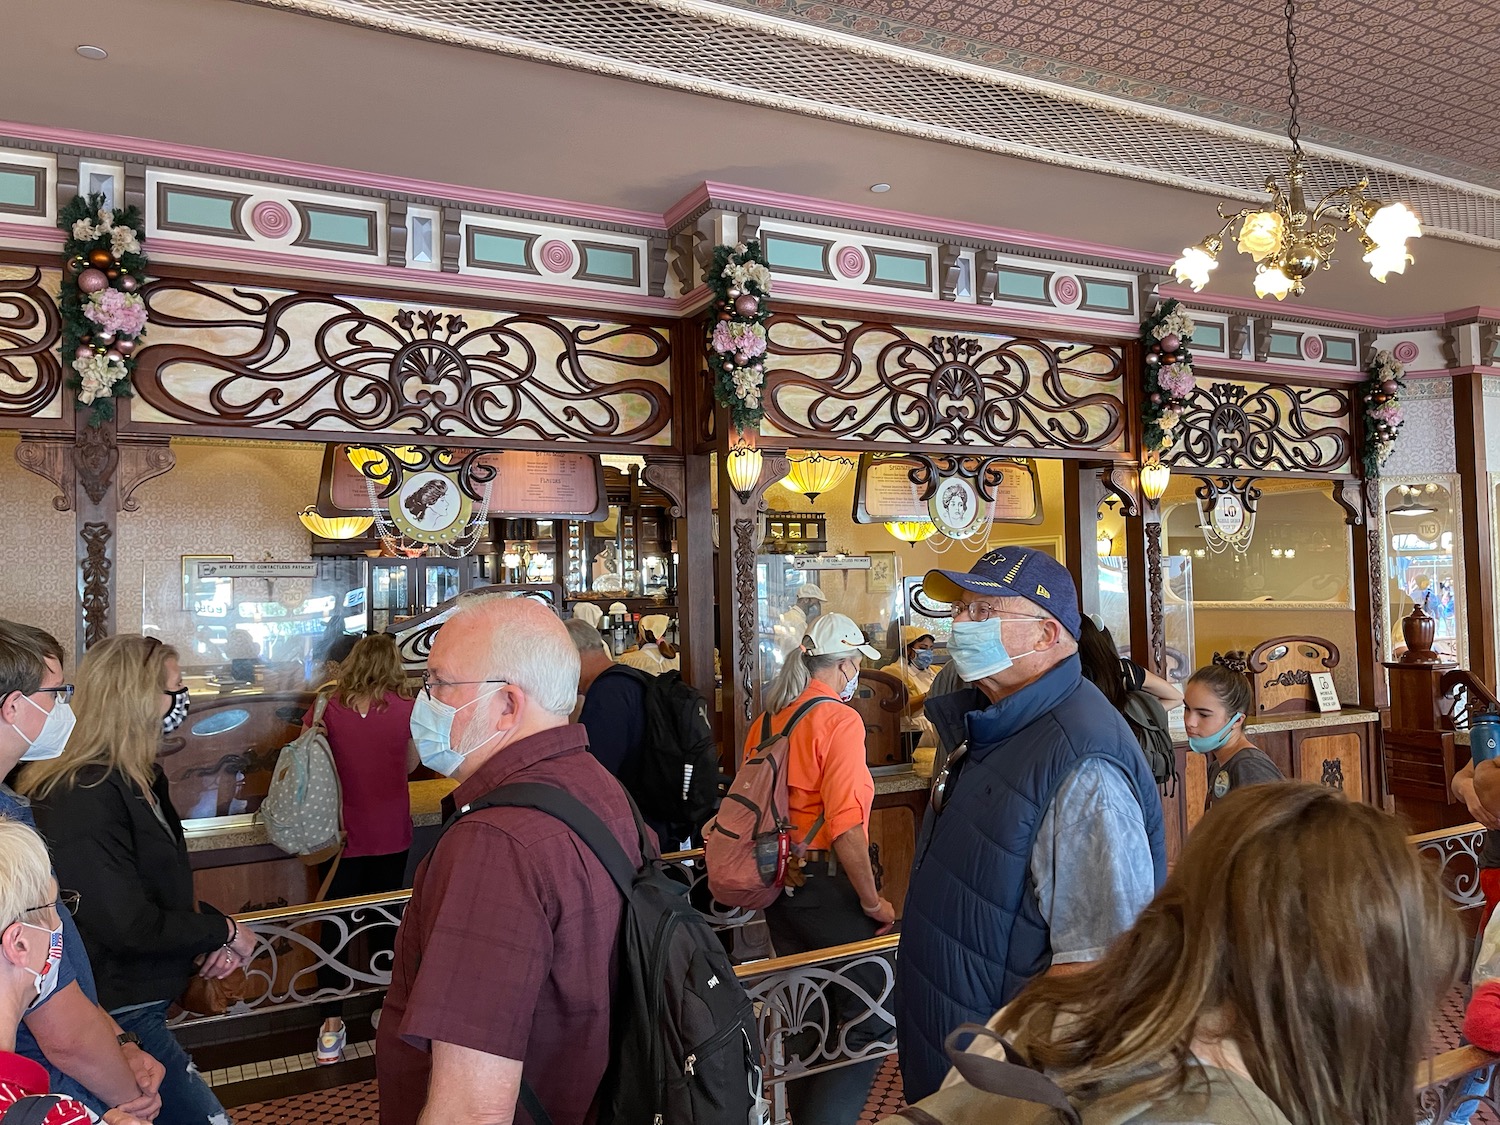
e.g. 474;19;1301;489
1438;669;1500;732
175;848;751;1025
1411;821;1487;916
739;934;900;1125
1416;1049;1496;1121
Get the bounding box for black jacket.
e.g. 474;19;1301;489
30;764;227;1011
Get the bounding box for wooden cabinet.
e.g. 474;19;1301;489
870;787;926;919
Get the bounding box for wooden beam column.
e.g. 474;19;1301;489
1120;472;1163;677
715;442;788;762
1454;371;1496;685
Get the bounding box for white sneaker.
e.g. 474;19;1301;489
316;1024;346;1066
370;1008;382;1032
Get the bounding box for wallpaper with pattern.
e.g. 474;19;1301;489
0;434;77;664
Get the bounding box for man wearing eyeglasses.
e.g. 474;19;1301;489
0;621;165;1123
893;551;1167;1101
378;596;643;1125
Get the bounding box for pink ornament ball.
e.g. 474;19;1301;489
120;276;139;293
74;345;92;361
734;351;749;365
77;268;109;294
95;331;114;346
1160;332;1181;352
1381;379;1399;394
734;294;759;317
114;339;135;356
105;349;123;364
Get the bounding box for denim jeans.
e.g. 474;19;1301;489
53;1001;231;1125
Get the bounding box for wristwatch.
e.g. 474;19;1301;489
117;1032;140;1048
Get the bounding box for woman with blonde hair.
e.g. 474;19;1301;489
301;632;418;1064
19;634;253;1125
888;781;1465;1125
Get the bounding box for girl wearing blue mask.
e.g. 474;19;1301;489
1183;665;1284;810
882;626;939;761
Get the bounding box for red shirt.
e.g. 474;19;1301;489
0;1051;93;1123
305;693;415;858
376;724;642;1125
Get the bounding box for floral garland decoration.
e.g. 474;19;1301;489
58;193;148;424
705;240;771;432
1360;349;1406;476
1140;299;1197;454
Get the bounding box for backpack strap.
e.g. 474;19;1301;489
440;781;641;899
941;1024;1081;1125
0;1095;77;1125
769;694;836;741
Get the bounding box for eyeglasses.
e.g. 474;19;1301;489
18;891;80;921
420;671;508;702
952;601;1049;624
930;741;970;815
33;685;74;703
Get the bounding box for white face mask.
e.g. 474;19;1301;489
17;921;64;1009
16;695;74;762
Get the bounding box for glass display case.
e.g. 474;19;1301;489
1380;476;1464;661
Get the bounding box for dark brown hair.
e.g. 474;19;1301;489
1187;663;1253;720
995;782;1464;1125
0;620;63;699
1077;616;1127;711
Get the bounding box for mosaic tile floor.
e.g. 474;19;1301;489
217;988;1488;1125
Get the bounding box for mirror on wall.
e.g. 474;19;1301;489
1382;477;1463;661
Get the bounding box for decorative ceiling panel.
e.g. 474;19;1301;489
722;0;1500;185
248;0;1500;247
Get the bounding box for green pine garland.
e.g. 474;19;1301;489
705;240;771;432
58;193;149;425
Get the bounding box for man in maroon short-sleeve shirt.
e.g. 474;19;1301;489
377;597;641;1125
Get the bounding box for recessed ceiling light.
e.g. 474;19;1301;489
75;45;108;60
869;183;891;193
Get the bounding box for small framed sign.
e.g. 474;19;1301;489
1310;672;1341;713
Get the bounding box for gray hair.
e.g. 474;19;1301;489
563;618;610;658
0;818;54;931
764;640;858;714
448;594;579;717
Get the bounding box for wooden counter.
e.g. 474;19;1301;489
1163;708;1382;860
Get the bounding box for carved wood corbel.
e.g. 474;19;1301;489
1331;479;1364;527
117;437;176;512
1228;315;1252;361
1098;464;1140;519
641;456;686;518
1252;317;1273;364
646;236;669;298
387;199;409;269
13;436;73;512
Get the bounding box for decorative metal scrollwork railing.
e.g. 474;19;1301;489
738;934;900;1125
1410;821;1487;916
175;849;753;1026
1416;1050;1497;1123
1439;670;1500;732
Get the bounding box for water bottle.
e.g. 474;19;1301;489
1473;711;1500;764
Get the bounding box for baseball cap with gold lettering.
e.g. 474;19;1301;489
923;547;1082;639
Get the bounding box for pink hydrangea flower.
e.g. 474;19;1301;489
83;288;148;338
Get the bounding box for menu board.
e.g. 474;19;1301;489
852;454;1042;525
321;445;608;520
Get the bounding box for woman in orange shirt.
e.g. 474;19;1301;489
748;612;893;1125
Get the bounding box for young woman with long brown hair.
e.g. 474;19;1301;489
892;781;1465;1125
302;632;419;1064
19;634;253;1125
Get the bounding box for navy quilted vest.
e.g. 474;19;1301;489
894;655;1167;1100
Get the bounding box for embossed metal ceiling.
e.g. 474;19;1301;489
242;0;1500;247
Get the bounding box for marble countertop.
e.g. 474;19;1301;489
1167;708;1380;740
872;766;929;795
183;778;458;854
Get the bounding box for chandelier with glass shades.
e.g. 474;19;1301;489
1172;0;1421;301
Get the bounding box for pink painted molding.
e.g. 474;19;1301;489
0;119;663;231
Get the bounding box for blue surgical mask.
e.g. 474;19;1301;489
946;619;1036;682
911;649;934;672
410;685;506;777
1187;713;1243;755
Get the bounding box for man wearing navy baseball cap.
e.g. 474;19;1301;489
893;546;1167;1101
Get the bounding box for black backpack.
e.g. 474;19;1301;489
616;667;720;833
439;781;762;1125
0;1096;88;1124
1121;690;1177;794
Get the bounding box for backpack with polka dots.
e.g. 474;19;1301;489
260;693;345;871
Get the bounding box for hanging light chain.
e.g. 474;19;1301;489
1284;0;1302;158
